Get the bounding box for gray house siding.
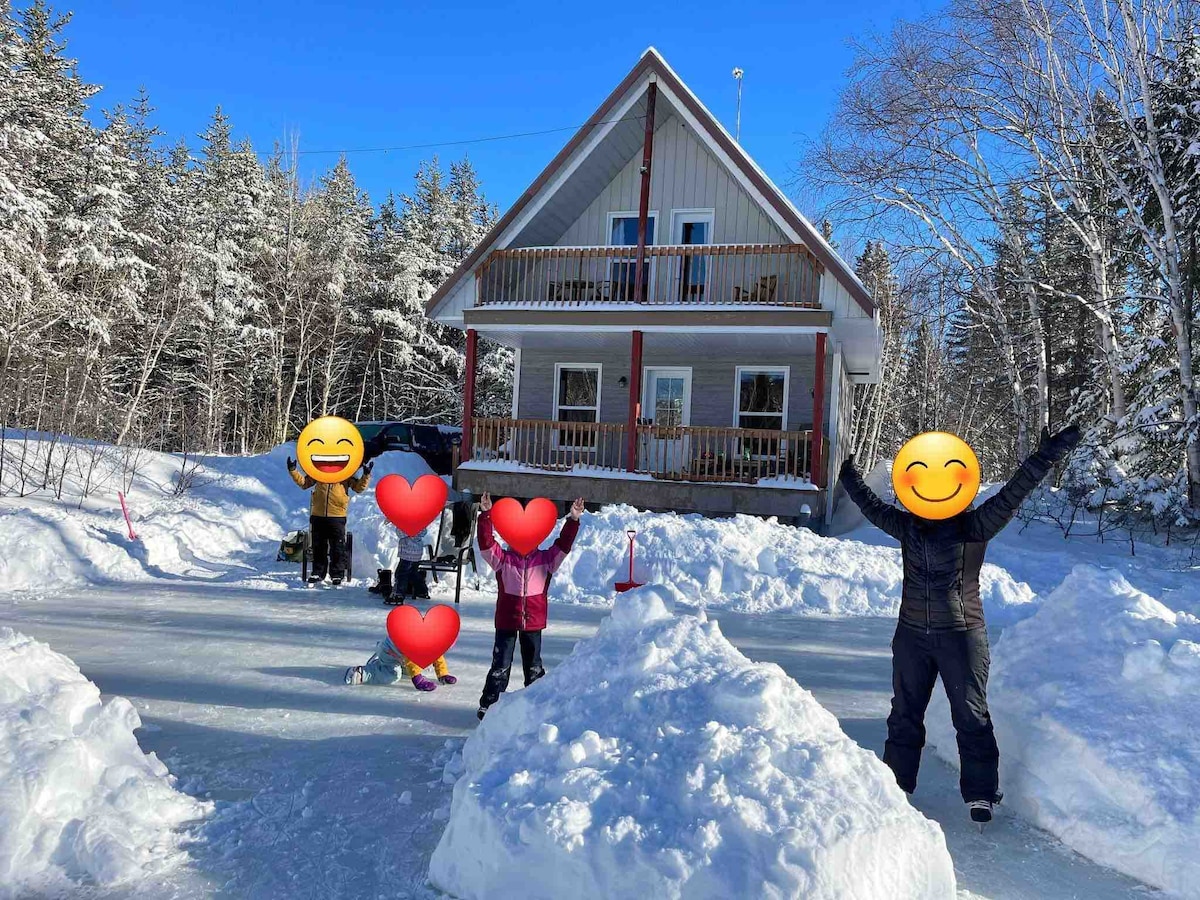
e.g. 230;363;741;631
516;346;833;434
556;115;786;248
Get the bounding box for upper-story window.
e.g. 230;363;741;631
607;212;656;302
609;213;656;246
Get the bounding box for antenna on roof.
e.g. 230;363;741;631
732;67;744;143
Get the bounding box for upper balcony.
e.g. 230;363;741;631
474;243;823;308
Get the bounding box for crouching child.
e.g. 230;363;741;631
344;636;456;691
476;493;584;720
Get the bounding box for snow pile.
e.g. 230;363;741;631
429;585;956;900
546;505;1036;625
927;565;1200;898
0;629;209;894
0;434;433;592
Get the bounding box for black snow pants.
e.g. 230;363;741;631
884;623;999;803
309;515;347;581
479;629;544;710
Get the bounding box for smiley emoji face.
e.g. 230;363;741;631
296;416;364;484
892;432;981;520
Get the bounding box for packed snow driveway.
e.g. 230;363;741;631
1;579;1153;899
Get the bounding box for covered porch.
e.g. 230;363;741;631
457;323;831;519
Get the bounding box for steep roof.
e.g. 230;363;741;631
425;47;875;318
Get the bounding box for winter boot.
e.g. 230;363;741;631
476;706;487;721
331;576;343;587
438;674;457;685
412;674;437;692
369;569;393;595
344;666;365;685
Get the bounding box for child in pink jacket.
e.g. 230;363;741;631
476;493;584;720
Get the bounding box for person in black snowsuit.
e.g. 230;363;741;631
839;424;1080;822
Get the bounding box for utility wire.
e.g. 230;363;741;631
261;114;647;158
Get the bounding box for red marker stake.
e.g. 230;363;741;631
118;491;138;541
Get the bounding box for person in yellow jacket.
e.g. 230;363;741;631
287;457;372;585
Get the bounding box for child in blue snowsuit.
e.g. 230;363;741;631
343;636;455;691
344;523;454;691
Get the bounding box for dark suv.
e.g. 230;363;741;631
357;421;461;476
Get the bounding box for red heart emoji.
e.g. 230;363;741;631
376;474;448;537
490;497;558;556
386;604;461;670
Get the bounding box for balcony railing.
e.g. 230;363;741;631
467;417;817;485
475;243;822;308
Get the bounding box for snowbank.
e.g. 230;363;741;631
927;566;1200;898
545;505;1036;625
0;434;433;592
0;629;209;895
429;585;956;900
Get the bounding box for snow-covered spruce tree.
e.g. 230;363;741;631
180;108;269;453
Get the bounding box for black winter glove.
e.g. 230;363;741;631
839;454;857;481
286;457;297;472
363;462;374;475
1037;424;1081;462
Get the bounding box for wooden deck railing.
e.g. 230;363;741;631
475;243;823;308
466;417;816;485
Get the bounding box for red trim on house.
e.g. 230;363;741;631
811;331;827;486
626;330;644;472
462;329;478;462
632;82;657;304
424;50;875;319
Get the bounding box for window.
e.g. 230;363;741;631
607;211;656;302
609;213;656;246
735;367;788;431
554;363;602;448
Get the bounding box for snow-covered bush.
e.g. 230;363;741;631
0;629;210;895
430;585;956;900
549;505;1036;626
928;566;1200;898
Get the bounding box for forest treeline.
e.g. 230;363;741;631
819;0;1200;527
0;0;511;469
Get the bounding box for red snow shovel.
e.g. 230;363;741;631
614;529;645;593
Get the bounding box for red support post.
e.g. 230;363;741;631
462;328;478;464
626;330;644;472
811;331;827;485
632;82;657;303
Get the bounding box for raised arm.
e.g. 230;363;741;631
475;499;504;572
838;456;908;540
348;463;373;494
966;425;1080;542
287;458;314;489
546;519;580;574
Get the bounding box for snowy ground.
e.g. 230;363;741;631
2;575;1158;899
0;438;1189;897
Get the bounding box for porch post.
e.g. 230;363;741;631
462;328;478;463
626;329;644;472
632;81;657;304
811;331;827;485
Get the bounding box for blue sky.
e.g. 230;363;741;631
66;0;935;213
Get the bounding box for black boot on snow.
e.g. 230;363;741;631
369;569;392;595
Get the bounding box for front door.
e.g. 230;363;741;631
640;367;692;475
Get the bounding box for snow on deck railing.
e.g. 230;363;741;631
467;417;816;487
